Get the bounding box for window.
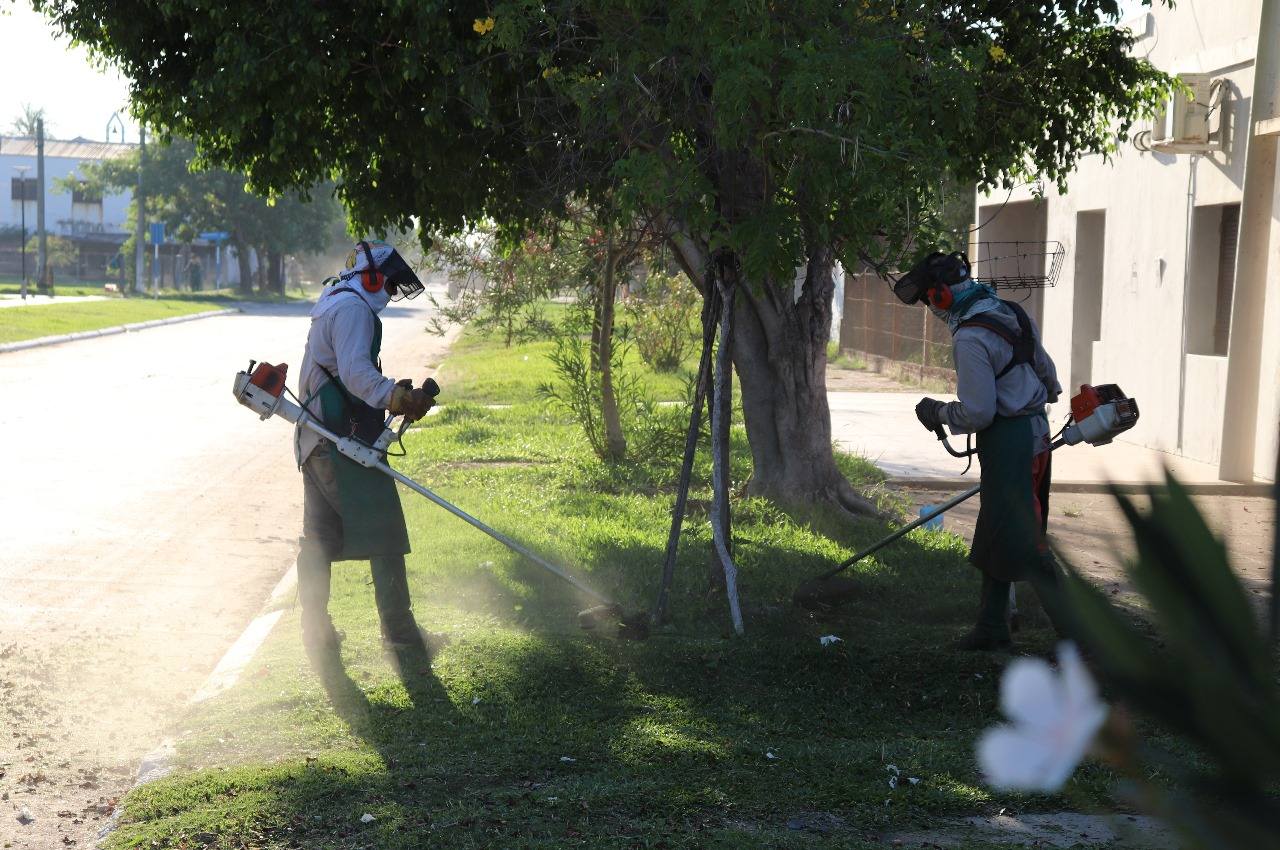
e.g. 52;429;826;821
1186;203;1240;356
9;177;36;202
1212;205;1239;356
71;182;102;205
1071;211;1106;391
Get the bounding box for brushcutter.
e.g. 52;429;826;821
793;384;1139;607
232;361;650;640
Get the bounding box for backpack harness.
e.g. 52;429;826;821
956;299;1036;381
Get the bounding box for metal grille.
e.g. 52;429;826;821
839;270;956;382
971;241;1064;289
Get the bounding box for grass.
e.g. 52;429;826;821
439;303;694;405
103;322;1141;849
0;281;110;297
0;287;316;345
0;298;231;344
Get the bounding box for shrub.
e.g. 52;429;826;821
624;271;699;372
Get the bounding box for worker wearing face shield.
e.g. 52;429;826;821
294;240;435;655
895;251;1065;650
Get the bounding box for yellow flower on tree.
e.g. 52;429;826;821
988;44;1007;62
473;17;495;35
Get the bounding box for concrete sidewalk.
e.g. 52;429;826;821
829;389;1270;493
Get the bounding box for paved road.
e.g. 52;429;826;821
0;293;452;848
827;371;1248;486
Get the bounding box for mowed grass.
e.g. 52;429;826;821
103;322;1126;849
0;288;316;344
0;298;229;344
437;303;695;405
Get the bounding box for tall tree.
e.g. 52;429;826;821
9;103;51;137
38;0;1170;516
76;137;342;294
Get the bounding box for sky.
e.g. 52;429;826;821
0;3;136;142
0;0;1152;145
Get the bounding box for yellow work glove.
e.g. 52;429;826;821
389;379;433;422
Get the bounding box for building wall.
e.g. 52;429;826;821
976;1;1270;475
1;148;133;238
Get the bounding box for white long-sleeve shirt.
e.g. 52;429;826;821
294;291;396;465
940;304;1061;454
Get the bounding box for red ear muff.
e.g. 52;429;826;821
927;284;954;310
357;240;384;293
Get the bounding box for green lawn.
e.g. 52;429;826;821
103;323;1130;849
0;281;110;297
0;298;231;344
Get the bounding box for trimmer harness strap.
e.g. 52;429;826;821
957;300;1036;380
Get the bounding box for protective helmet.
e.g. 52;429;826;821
893;251;971;310
345;240;425;302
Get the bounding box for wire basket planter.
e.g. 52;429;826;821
970;241;1064;290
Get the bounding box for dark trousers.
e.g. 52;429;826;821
298;450;415;636
974;448;1065;639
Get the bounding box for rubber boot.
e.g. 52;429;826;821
956;575;1013;651
297;540;341;652
371;555;423;650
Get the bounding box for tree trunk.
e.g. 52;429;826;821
598;231;627;461
233;237;253;296
269;251;284;295
254;247;268;294
726;245;885;519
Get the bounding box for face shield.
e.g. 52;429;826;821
377;248;425;302
892;251;971;305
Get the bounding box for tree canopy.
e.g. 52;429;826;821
36;0;1172;508
36;0;1167;269
75;137;343;292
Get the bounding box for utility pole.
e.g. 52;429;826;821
134;125;146;296
13;164;30;299
35;118;48;293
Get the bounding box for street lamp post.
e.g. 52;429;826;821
13;165;30;299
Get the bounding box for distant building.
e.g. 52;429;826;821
0;135;136;279
974;0;1278;483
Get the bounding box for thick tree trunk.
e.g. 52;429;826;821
728;246;885;518
598;233;627;461
232;237;253;296
254;247;268;294
269;251;284;295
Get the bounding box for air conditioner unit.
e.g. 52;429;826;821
1149;73;1217;153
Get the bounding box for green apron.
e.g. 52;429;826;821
969;414;1042;582
312;313;411;561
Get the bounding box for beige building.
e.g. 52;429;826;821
976;0;1279;483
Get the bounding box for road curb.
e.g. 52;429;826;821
95;564;297;847
889;476;1273;496
0;307;240;354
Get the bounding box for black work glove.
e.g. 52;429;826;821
915;397;946;433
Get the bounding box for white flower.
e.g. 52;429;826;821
976;642;1108;793
819;635;843;647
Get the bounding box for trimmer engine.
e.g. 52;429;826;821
1059;384;1140;448
234;361;301;422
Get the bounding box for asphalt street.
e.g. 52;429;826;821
0;292;451;848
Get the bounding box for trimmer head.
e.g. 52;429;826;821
577;604;651;641
792;576;860;610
